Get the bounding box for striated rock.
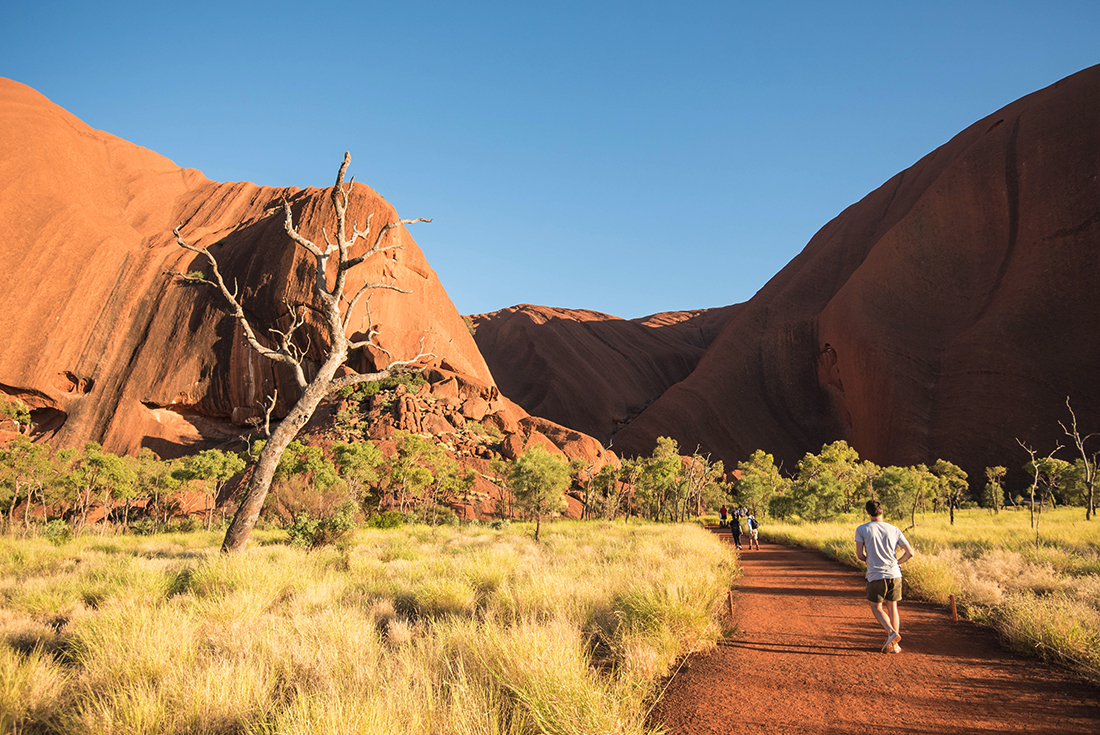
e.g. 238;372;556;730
0;77;496;458
471;304;739;443
612;65;1100;490
471;66;1100;494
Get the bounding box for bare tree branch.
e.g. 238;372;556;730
170;152;433;552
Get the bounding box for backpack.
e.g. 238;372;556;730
749;517;759;530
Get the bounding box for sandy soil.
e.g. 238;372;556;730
648;529;1100;735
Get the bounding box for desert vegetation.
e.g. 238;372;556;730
0;521;734;735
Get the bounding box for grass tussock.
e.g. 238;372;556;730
0;521;734;734
761;507;1100;679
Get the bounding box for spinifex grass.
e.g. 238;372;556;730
0;521;735;734
760;507;1100;679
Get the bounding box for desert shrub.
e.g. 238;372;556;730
365;510;406;529
337;373;427;401
42;520;72;546
285;502;357;549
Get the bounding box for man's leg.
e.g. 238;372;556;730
885;600;900;636
868;600;901;651
868;601;894;634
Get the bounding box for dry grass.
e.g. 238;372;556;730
760;507;1100;679
0;521;735;734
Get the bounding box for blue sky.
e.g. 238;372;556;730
3;1;1097;318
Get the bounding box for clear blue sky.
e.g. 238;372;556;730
3;1;1097;318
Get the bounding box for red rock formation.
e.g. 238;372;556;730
614;65;1100;488
475;66;1100;493
470;304;738;444
0;78;605;472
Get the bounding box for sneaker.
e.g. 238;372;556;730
890;644;902;653
881;632;901;653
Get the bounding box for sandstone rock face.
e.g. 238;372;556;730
475;66;1100;491
470;304;739;444
0;78;491;458
617;65;1100;487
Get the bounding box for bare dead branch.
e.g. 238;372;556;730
262;390;278;438
174;225;308;386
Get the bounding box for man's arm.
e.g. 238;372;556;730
855;541;867;562
896;541;915;565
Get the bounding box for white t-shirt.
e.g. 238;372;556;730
854;520;909;581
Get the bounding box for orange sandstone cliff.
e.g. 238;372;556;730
0;77;612;473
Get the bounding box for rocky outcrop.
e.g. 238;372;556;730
470;304;739;444
0;78;607;472
474;66;1100;492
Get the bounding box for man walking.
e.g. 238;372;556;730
855;499;916;653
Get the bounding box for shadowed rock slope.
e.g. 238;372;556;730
477;66;1100;488
0;77;613;472
470;305;740;446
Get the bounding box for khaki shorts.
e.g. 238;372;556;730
866;577;902;603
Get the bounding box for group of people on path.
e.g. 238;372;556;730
722;498;916;653
718;505;759;551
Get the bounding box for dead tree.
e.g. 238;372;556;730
1060;397;1097;520
173;152;431;552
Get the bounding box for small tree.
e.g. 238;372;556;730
332;440;384;513
508;446;570;541
634;437;682;521
172;449;246;531
173;153;431;551
736;450;789;517
983;466;1006;514
931;459;969;525
874;465;931;530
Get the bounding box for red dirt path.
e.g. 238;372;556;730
649;530;1100;735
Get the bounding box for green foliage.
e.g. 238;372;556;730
984;466;1007;513
365;510;406;529
508;445;571;540
790;475;844;521
0;395;31;425
932;459;970;522
333;439;384;509
768;494;799;520
42;519;71;546
286;501;357;548
736;449;790;516
633;436;682;521
873;465;934;528
336;372;428;401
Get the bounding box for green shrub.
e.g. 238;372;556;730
365;510;406;530
42;520;72;546
286;502;357;548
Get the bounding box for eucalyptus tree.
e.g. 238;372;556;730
736;449;789;517
931;459;969;525
508;445;571;541
171;449;246;531
983;466;1007;514
173;153;431;551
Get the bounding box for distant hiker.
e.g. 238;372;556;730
719;505;728;527
746;514;760;550
854;499;916;653
729;513;743;550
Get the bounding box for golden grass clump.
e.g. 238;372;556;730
0;520;734;734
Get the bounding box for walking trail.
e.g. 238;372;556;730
648;529;1100;735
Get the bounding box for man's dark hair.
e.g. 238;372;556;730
865;499;883;517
